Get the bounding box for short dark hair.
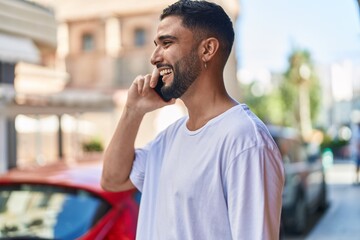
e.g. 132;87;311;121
161;0;234;59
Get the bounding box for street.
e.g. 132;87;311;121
284;162;360;240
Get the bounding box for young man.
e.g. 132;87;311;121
101;0;284;239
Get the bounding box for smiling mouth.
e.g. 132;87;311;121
159;68;173;77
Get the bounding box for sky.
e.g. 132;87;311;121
236;0;360;73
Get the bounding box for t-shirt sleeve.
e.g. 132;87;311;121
129;145;150;192
129;127;169;193
225;144;285;240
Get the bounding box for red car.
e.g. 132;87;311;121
0;160;139;239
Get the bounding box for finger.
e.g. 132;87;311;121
150;68;160;88
142;74;152;95
135;76;145;95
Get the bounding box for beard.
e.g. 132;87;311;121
161;47;202;99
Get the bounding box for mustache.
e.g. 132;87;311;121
156;63;173;69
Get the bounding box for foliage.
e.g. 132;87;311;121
82;138;104;152
240;49;322;135
240;82;283;125
280;49;321;127
321;136;348;150
320;133;349;158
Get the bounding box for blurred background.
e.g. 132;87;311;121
0;0;359;239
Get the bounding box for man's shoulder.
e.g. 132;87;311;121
218;104;274;146
217;104;259;133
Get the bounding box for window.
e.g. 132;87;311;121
0;61;15;84
82;33;95;52
134;28;146;47
0;183;111;239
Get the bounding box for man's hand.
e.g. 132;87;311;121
101;68;175;192
126;68;175;115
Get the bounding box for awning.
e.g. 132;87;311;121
0;86;121;117
0;33;40;64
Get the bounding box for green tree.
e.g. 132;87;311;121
279;49;321;140
240;49;321;141
240;81;283;125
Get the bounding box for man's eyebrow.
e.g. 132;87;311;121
154;35;178;45
159;35;177;41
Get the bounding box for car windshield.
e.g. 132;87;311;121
0;183;111;239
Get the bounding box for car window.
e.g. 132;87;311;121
0;183;111;239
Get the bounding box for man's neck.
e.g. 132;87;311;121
181;78;238;131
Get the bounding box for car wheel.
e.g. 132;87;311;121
293;195;308;234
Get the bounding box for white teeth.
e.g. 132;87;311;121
160;69;173;76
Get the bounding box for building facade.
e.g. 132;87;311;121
46;0;241;146
2;0;241;170
0;0;117;172
51;0;240;95
0;0;59;172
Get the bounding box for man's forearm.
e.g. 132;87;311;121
101;107;144;192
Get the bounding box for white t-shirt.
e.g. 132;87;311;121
130;104;284;240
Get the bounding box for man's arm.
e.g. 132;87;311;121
101;71;175;192
101;106;144;192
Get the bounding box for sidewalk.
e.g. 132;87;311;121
325;159;356;185
306;161;360;240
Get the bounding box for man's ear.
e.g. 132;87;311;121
199;37;219;62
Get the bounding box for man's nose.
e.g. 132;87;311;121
150;46;163;66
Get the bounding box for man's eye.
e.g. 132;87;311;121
163;41;172;47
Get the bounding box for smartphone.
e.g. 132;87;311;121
154;76;172;102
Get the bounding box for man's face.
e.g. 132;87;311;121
151;16;202;99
